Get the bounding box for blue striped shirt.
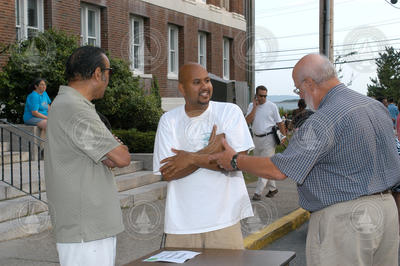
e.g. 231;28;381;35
271;84;400;212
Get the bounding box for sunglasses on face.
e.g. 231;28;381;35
103;67;113;76
257;94;267;98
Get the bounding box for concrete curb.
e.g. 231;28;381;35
244;208;310;250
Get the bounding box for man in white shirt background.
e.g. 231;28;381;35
153;63;254;249
246;85;286;201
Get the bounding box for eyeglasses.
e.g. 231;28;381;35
293;80;305;95
257;94;267;98
103;67;113;76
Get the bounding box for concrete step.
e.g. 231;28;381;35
119;181;167;208
116;171;161;192
0;160;142;201
0;181;46;201
0;211;51;242
112;160;143;176
0;178;165;242
0;194;48;224
1;151;30;164
0;142;10;152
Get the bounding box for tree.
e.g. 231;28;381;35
0;29;79;122
367;47;400;101
0;29;162;130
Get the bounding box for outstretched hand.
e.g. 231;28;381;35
208;138;236;171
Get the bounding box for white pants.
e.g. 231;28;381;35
57;236;117;266
253;135;277;195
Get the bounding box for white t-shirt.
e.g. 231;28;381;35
246;101;282;135
153;101;254;234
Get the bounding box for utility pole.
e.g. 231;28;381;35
319;0;334;62
245;0;255;100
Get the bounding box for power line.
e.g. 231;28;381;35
255;58;378;72
256;18;400;41
256;49;389;64
254;37;400;54
255;43;400;58
384;0;400;9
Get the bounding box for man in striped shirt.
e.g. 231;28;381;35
211;54;400;266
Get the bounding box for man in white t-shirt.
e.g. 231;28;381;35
246;85;286;201
153;63;254;249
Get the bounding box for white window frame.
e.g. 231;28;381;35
221;0;229;10
223;37;230;80
198;32;207;68
15;0;44;41
168;24;179;78
80;4;101;47
130;16;144;74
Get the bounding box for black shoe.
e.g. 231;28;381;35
265;189;278;198
252;193;261;201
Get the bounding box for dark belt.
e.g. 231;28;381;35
371;189;392;196
254;131;274;138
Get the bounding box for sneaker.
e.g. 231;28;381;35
265;189;278;198
252;193;261;201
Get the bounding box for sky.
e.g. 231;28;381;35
255;0;400;97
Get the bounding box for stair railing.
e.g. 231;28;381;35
0;119;46;202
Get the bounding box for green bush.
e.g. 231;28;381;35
0;29;79;122
0;29;162;132
113;129;156;153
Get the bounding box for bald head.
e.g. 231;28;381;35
179;63;206;84
177;63;213;115
293;54;337;85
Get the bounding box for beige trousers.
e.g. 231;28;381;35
306;193;399;266
165;222;244;250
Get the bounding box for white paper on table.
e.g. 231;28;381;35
143;250;201;263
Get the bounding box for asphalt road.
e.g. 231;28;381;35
262;221;307;266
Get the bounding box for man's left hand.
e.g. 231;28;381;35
160;149;194;179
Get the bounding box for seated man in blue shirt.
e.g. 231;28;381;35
211;53;400;266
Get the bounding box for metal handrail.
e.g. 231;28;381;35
0;119;46;203
0;118;44;142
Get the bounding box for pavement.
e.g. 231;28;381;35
0;178;308;266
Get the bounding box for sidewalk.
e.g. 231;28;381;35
0;178;307;266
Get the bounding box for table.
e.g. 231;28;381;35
123;248;296;266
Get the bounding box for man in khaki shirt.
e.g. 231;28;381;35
45;46;130;266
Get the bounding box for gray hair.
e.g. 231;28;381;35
297;54;337;84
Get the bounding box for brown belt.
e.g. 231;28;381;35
371;189;392;196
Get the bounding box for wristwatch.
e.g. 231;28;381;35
230;153;239;170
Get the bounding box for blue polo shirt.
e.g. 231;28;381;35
271;84;400;212
23;91;51;122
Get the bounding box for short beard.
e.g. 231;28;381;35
304;92;316;112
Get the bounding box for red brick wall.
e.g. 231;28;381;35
0;0;247;98
230;0;244;14
48;0;80;37
0;0;16;66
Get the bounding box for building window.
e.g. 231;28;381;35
223;38;230;80
221;0;229;10
168;25;179;77
198;32;207;68
15;0;44;41
81;4;101;47
130;16;144;73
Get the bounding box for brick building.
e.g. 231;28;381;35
0;0;250;110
